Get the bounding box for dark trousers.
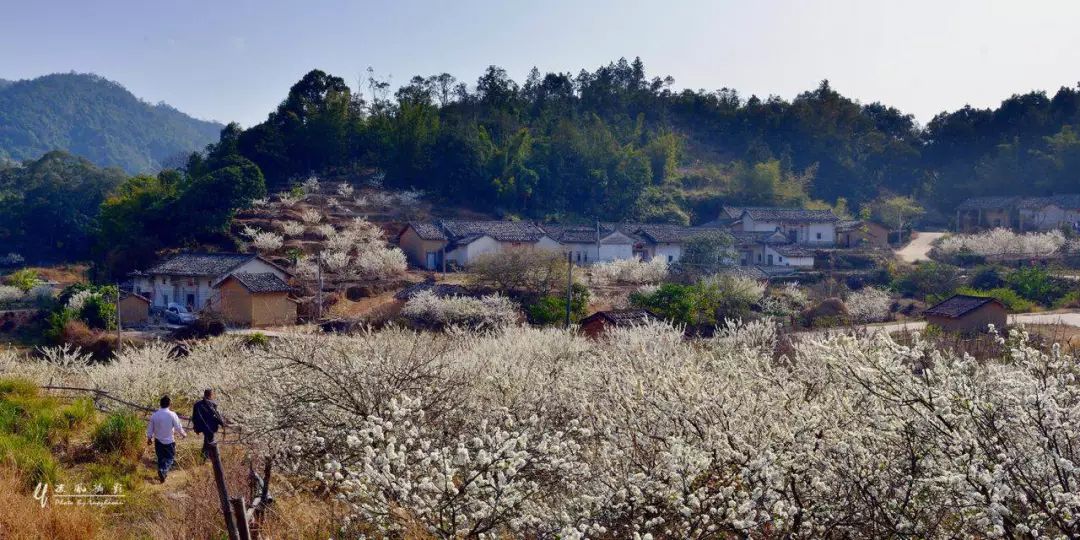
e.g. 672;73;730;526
201;430;217;458
154;439;176;477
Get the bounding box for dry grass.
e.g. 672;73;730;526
26;265;88;287
0;467;101;539
117;443;341;539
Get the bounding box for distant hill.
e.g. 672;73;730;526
0;73;222;173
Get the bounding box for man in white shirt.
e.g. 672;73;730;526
146;395;186;482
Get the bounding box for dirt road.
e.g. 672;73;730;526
895;231;947;263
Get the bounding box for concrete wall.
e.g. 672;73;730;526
926;303;1007;333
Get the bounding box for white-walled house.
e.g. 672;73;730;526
540;224;635;264
728;207;838;245
130;253;290;311
398;220;560;270
632;225;735;264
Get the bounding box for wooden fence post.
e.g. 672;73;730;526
231;497;252;540
208;442;241;540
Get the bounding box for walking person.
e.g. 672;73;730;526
146;395;186;483
192;388;226;459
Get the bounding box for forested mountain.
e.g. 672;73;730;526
211;59;1080;225
0;151;128;261
0;73;221;173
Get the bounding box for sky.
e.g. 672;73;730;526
2;0;1079;127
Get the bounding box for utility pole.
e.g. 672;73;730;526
316;251;323;321
115;285;122;355
595;220;601;264
565;251;573;329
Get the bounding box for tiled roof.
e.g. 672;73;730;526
720;206;747;219
1015;194;1080;210
404;220;554;247
222;272;294;293
957;196;1019;210
634;225;722;244
741;207;839;223
580;309;656;326
540;224;632;244
771;244;814;258
145;253;257;277
729;231;789;247
924;295;1002;318
407;222;447;241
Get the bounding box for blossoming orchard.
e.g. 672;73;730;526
4;321;1079;538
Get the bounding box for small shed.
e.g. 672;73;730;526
837;220;891;248
923;295;1007;334
579;309;656;338
213;272;297;327
118;292;150;326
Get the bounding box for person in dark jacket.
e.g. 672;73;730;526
192;388;226;458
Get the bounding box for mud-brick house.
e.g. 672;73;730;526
117;292;150;326
836;220;891;248
923;294;1007;333
212;272;298;327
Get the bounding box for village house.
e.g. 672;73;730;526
212;272;298;327
956;194;1080;232
398;220;560;270
836;220;891;248
631;225;724;263
721;207;839;245
539;223;636;264
955;196;1017;232
728;230;817;269
923;294;1007;334
131;252;290;311
579;309;657;338
117;292;150;326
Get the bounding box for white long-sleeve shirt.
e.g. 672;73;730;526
146;408;186;444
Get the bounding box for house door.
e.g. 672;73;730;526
186;294;195;309
767;254;774;265
425;252;437;270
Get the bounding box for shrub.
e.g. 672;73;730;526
590;258;668;285
937;228;1065;257
891;262;961;299
1005;266;1071;305
527;284;589;325
845;287;892;323
92;412;144;460
0;285;23;305
468;249;569;295
245;332;270;348
801;298;850;328
955;287;1037;312
173;311;227;340
968;265;1006;290
5;268;40;293
1054;290;1080;309
401;291;518;330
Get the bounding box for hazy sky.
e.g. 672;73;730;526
3;0;1079;127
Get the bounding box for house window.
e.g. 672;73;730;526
816;232;822;240
667;255;673;263
584;252;588;262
